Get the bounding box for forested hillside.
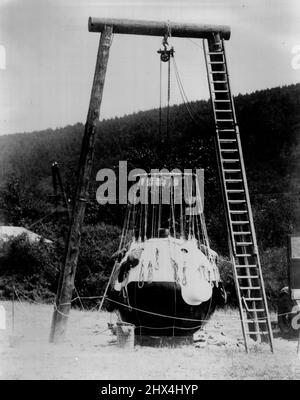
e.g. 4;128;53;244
0;83;300;305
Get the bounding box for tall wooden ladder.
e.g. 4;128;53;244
203;34;274;352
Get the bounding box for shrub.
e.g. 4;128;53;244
74;223;121;306
0;224;121;306
218;256;237;306
260;246;288;309
218;247;288;309
0;233;59;301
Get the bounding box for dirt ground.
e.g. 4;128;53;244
0;301;299;380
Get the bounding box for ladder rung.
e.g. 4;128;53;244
236;241;253;245
233;231;251;235
209;68;227;72
222;159;239;162
216;109;232;113
237;275;258;279
222;149;238;153
240;287;261;290
226;179;242;182
228;199;246;203
247;308;265;312
218;129;236;132
214;99;230;102
246;331;269;335
212;89;228;92
230;213;248;217
207;52;224;55
244;297;263;301
226;189;244;193
225;170;241;173
212;80;228;84
219;139;236;143
217;119;234;122
210;70;226;74
236;265;257;268
245;319;266;323
236;253;252;257
209;61;225;64
231;220;249;224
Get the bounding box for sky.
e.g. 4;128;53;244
0;0;300;135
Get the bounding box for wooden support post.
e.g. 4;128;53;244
49;25;113;343
12;286;15;336
51;162;72;222
295;301;300;357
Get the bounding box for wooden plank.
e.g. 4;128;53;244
88;17;231;40
49;25;113;344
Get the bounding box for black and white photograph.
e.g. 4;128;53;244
0;0;300;383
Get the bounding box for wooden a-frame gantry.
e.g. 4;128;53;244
50;17;274;353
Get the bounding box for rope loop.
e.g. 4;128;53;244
171;258;180;284
155;248;160;269
147;261;153;283
138;262;145;288
182;264;187;286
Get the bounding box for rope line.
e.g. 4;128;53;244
104;297;269;323
187;37;203;49
74;286;85;311
11;287;299;323
172;56;201;126
27;210;58;229
53;302;71;318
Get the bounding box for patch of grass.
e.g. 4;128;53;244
0;301;299;380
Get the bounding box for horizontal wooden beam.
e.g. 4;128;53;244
88;17;231;40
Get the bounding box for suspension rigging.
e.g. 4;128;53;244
157;34;174;150
157;34;204;154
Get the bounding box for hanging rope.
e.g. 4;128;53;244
172;56;202;127
166;56;171;145
27;210;57;230
144;181;148;240
157;34;174;153
170;176;176;237
180;178;184;239
158;179;162;236
158;59;162;154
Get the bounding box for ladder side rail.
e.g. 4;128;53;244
204;36;254;344
203;38;249;352
216;135;250;352
203;38;237;256
221;39;274;350
236;134;273;346
221;38;259;256
207;35;271;345
220;39;264;341
213;40;259;337
218;40;262;339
